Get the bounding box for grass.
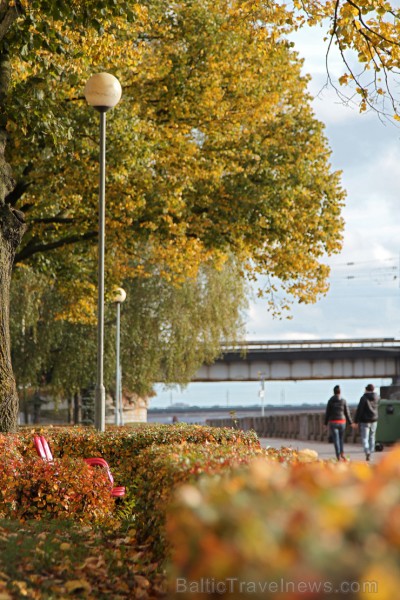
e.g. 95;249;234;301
0;519;167;599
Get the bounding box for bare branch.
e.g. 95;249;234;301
5;180;31;207
14;231;97;264
30;216;75;225
347;0;400;49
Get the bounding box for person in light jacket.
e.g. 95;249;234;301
324;385;353;461
353;383;379;461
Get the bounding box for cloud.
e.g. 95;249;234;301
246;27;400;343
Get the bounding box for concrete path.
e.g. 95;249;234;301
259;437;388;462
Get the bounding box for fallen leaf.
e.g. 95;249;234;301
134;575;150;589
60;542;71;551
11;581;29;596
79;556;106;570
65;579;91;594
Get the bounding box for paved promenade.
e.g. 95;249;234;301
259;437;388;462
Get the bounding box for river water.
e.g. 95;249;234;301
152;378;391;410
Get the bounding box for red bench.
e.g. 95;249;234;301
33;435;125;498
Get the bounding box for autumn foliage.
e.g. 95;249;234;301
167;446;400;598
16;423;260;484
0;0;350;432
2;425;400;598
132;442;269;559
1;424;259;524
8;0;346;312
13;457;114;522
0;435;114;522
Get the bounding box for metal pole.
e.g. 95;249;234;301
115;301;121;425
95;109;106;432
119;364;124;426
259;376;265;417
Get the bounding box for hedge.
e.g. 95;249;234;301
0;434;25;516
133;443;263;558
166;445;400;599
1;425;260;523
132;443;307;560
17;423;260;490
18;458;114;522
0;442;114;523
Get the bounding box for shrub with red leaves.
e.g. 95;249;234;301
0;453;114;522
0;435;24;515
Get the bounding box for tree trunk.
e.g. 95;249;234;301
0;51;26;432
67;395;73;424
74;391;82;425
0;198;26;431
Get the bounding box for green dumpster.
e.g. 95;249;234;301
375;399;400;449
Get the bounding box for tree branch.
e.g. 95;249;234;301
30;216;75;224
347;0;400;49
14;231;97;264
5;179;31;207
0;3;21;43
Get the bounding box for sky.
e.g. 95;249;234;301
246;25;400;341
152;23;400;409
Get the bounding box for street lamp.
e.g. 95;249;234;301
84;73;122;431
113;287;126;426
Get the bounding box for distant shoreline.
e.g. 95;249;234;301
148;404;356;414
147;404;354;425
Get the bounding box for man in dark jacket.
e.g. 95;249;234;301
353;383;379;461
324;384;353;461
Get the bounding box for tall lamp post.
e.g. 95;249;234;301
84;73;122;431
113;287;126;426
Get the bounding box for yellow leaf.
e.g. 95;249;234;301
59;542;71;551
11;581;28;596
65;579;91;594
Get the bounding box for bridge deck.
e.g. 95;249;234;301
194;338;400;382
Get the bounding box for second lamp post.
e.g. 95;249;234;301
113;287;126;426
84;72;122;432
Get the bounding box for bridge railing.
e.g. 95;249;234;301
206;410;360;444
221;337;399;352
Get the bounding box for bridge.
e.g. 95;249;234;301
194;338;400;382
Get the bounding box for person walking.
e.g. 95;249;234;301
353;383;379;461
324;384;353;461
